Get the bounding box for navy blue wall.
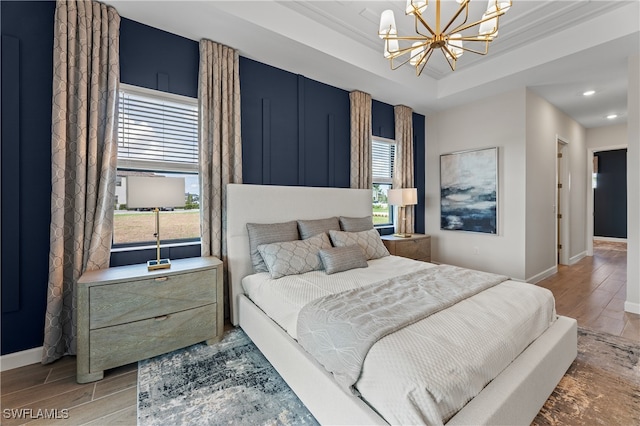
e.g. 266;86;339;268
1;0;56;356
1;2;426;355
594;149;627;238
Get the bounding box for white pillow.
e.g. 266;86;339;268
328;228;390;260
258;233;332;279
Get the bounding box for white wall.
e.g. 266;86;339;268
425;89;528;280
524;90;587;280
586;124;627;149
425;88;587;282
626;54;639;314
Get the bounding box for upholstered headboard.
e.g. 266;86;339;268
226;184;372;325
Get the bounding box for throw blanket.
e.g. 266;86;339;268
296;265;508;394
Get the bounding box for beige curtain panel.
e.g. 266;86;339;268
43;0;120;364
349;91;372;189
393;105;415;235
198;39;242;316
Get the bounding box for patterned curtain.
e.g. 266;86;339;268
349;91;372;189
43;0;120;364
198;39;242;317
393;105;415;234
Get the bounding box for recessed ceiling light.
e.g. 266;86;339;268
583;90;596;96
607;114;618;119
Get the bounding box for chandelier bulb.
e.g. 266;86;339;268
409;42;426;66
384;39;400;59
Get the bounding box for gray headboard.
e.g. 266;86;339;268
226;184;372;325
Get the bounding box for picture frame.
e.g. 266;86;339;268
440;147;498;234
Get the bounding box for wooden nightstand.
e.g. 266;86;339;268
76;256;223;383
381;234;431;262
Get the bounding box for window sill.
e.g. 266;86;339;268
111;240;201;253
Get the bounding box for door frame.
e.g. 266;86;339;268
586;144;628;256
556;137;570;265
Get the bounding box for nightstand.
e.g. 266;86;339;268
76;256;223;383
381;234;431;262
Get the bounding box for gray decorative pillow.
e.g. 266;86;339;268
319;245;368;275
247;221;300;273
329;228;390;260
297;217;340;240
339;216;374;232
258;233;332;279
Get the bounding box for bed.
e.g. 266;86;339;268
226;183;577;425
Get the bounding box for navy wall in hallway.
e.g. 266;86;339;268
594;149;627;238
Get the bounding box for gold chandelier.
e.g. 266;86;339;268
379;0;512;74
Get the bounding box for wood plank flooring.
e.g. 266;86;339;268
2;241;637;425
537;241;639;342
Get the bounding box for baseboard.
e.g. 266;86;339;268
569;251;587;265
624;301;640;315
527;266;558;284
0;346;42;372
593;236;627;243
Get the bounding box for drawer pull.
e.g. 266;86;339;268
154;277;168;282
154;315;169;321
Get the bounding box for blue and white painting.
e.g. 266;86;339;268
440;147;497;234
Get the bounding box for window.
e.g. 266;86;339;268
372;137;396;226
114;84;200;246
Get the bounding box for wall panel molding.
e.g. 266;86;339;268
262;98;271;184
1;34;21;314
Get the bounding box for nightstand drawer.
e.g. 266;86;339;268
90;303;216;372
89;269;216;329
394;238;430;260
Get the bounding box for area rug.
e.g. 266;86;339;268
137;328;318;425
533;327;640;425
139;327;639;425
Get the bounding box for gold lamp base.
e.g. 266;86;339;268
393;233;412;238
147;258;171;271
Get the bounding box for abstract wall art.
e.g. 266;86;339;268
440;147;498;234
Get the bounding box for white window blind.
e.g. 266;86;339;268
118;84;198;173
372;138;395;184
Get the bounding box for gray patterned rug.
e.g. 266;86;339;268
139;327;639;425
137;328;318;425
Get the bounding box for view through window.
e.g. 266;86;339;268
372;137;396;226
113;84;200;246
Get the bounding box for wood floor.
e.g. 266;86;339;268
1;241;638;425
537;240;639;342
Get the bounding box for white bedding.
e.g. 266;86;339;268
242;256;556;425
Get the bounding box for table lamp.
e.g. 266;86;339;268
126;176;185;270
388;187;417;238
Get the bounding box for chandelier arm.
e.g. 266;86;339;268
441;0;470;34
412;11;437;37
390;50;423;70
449;11;504;36
384;35;436;42
453;42;491;56
415;48;435;76
441;48;456;72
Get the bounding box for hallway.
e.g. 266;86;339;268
537;241;639;342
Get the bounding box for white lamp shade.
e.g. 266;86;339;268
446;33;464;59
379;10;397;38
388;188;418;206
479;13;498;38
405;0;427;15
126;176;185;208
410;42;425;66
384;39;400;58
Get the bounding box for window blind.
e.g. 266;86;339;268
118;87;198;172
372;139;395;184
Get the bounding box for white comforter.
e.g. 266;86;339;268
242;256;556;425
